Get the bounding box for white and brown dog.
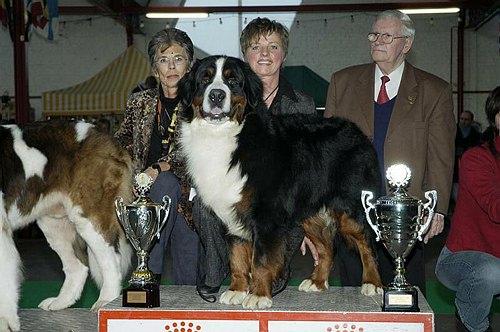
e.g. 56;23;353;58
0;120;133;331
179;56;383;309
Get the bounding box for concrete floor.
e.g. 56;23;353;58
13;222;499;332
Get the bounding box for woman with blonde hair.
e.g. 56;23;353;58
194;17;317;301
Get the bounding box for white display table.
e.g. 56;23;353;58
99;285;434;332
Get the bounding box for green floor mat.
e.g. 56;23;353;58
20;281;100;309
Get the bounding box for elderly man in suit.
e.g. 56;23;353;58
324;9;455;295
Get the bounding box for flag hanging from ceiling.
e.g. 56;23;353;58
26;0;58;40
0;0;14;41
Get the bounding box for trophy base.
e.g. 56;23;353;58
122;283;160;308
382;287;419;312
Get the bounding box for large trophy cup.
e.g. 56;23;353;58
361;164;437;312
115;173;171;307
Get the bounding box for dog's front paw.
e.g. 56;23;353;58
38;297;74;311
298;279;329;292
242;294;272;309
0;315;20;332
361;283;383;296
220;290;248;305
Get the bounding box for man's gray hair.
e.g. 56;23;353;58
375;10;415;38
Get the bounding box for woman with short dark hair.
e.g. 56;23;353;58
114;28;200;285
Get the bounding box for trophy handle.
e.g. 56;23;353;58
361;190;381;241
155;195;171;239
417;190;438;241
115;197;141;251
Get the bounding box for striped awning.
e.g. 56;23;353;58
42;46;152;116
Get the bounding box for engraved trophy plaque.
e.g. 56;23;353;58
115;173;171;307
361;164;437;312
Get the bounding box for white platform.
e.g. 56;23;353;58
99;285;434;332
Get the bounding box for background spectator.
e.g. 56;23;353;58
435;86;500;332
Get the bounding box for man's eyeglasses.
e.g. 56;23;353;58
367;32;409;44
156;55;187;67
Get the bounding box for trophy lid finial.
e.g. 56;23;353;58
386;164;411;189
135;172;153;197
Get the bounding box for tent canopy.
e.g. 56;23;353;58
42;46;152;117
42;53;326;117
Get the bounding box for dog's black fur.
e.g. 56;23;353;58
179;56;383;309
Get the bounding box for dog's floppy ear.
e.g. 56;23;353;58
178;58;200;120
243;61;264;111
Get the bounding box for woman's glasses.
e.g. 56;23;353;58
156;55;187;67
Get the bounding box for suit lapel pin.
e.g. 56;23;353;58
407;96;415;105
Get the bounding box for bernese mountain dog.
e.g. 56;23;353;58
0;121;133;331
179;55;383;309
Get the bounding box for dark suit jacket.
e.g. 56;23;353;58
324;62;455;214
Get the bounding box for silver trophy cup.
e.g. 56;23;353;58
361;164;437;312
115;173;171;307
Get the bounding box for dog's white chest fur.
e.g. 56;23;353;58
180;119;251;240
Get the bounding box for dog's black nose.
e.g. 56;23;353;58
209;89;226;104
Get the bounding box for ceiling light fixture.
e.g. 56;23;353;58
145;12;209;19
400;8;460;15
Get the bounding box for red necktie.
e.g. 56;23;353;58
377;76;390;104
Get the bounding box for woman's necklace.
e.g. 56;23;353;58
157;94;178;137
263;85;279;103
164;107;172;121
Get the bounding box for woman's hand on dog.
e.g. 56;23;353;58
301;236;319;266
